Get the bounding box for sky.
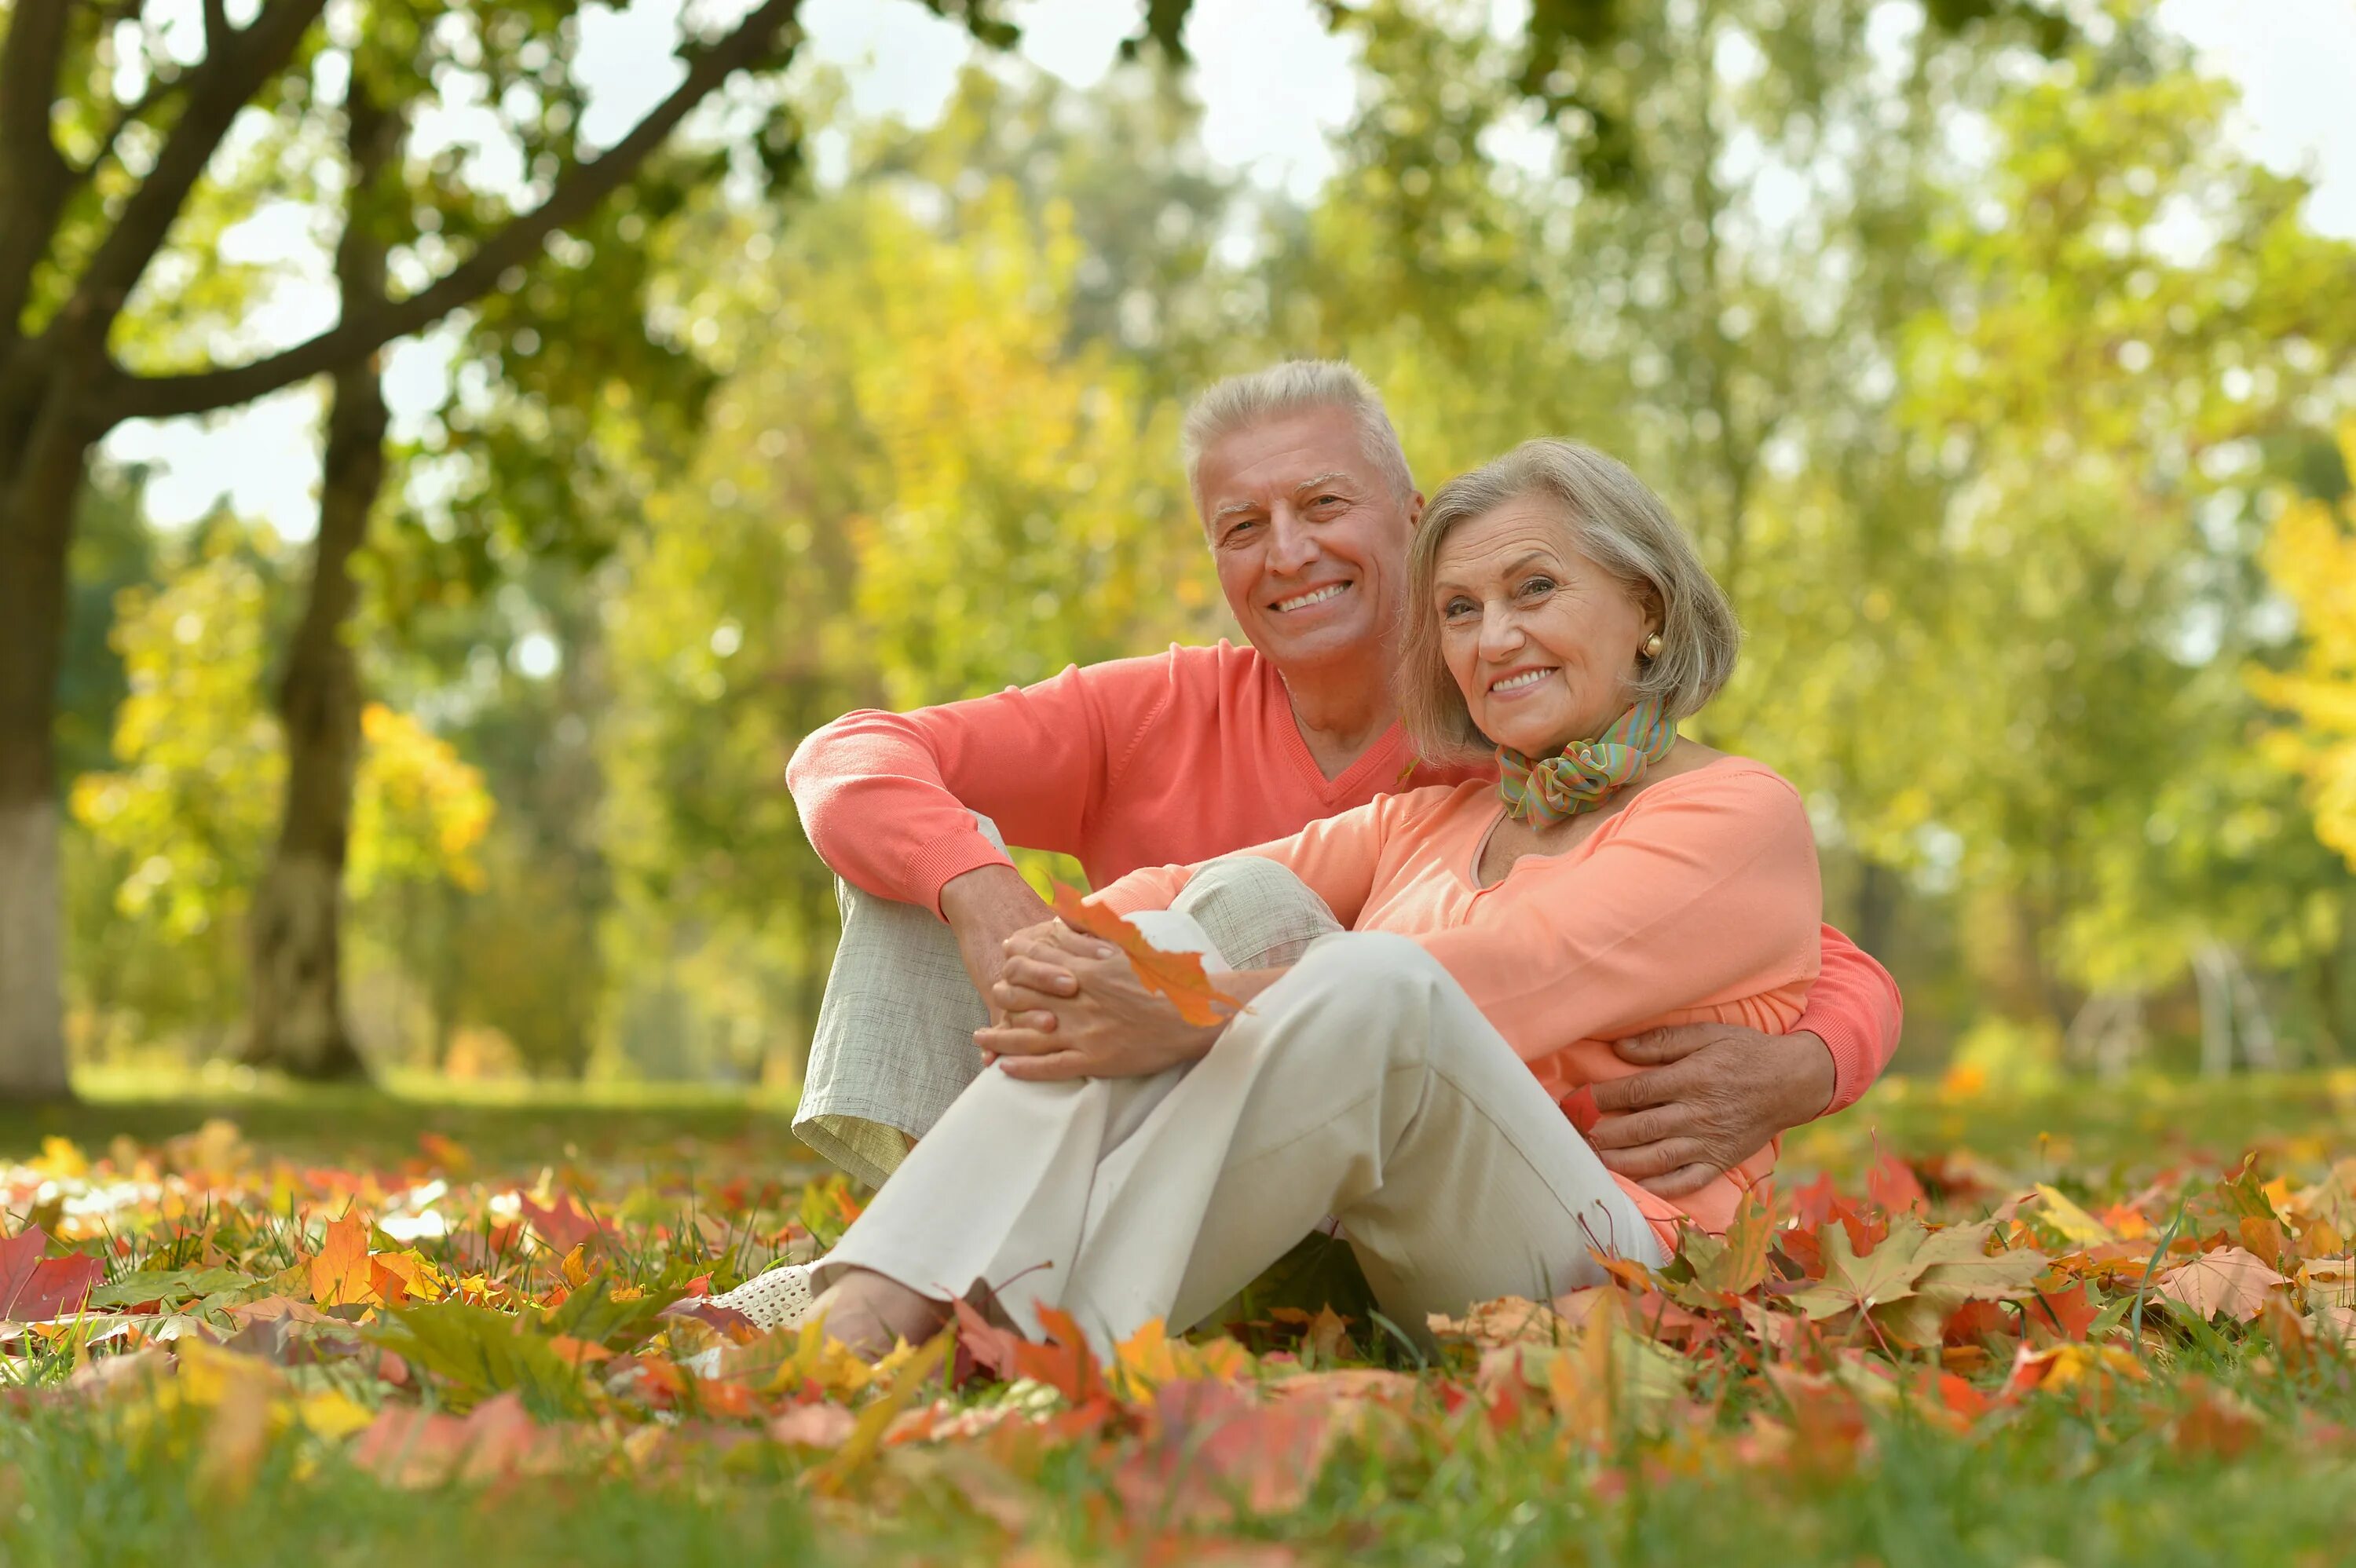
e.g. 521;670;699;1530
102;0;2356;539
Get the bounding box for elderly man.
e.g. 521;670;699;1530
719;362;1897;1326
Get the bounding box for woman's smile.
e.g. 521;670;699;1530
1486;664;1558;698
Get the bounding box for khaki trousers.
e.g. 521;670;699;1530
818;859;1666;1355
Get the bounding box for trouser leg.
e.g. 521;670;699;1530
821;868;1660;1355
790;821;1004;1190
792;844;1344;1190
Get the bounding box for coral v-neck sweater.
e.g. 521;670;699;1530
787;641;1901;1113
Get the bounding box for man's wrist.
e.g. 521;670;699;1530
1783;1029;1838;1121
939;861;1033;920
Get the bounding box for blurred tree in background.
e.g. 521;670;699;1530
37;0;2356;1090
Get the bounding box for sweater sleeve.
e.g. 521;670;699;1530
1416;767;1822;1061
1798;926;1904;1114
786;655;1174;915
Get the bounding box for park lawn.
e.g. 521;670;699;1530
2;1070;2352;1566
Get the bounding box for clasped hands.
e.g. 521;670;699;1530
975;918;1226;1082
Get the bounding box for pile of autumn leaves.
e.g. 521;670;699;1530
2;1120;2354;1523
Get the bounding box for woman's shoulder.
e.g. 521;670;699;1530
1625;752;1808;825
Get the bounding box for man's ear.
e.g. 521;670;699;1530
1405;490;1426;528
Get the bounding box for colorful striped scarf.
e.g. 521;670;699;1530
1497;699;1677;825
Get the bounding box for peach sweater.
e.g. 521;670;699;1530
1095;757;1822;1247
788;641;1897;1110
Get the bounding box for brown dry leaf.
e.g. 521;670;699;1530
1426;1295;1564;1348
1052;883;1243;1027
2155;1245;2288;1324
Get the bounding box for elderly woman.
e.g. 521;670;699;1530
785;438;1820;1355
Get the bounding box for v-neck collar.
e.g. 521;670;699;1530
1262;658;1414;803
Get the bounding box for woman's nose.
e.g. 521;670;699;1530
1476;605;1522;660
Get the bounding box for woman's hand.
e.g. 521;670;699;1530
976;919;1225;1080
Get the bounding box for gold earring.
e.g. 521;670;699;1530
1642;633;1663;660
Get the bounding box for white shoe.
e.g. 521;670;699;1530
705;1262;817;1332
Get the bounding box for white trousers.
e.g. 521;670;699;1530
818;861;1665;1354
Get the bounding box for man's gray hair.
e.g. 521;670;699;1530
1180;360;1415;510
1400;438;1743;762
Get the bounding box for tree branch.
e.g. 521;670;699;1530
74;70;187;185
0;0;75;334
100;0;803;425
52;0;328;353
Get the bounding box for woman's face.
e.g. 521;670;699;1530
1432;496;1658;758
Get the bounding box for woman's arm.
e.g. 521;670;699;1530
1092;787;1442;927
1417;764;1823;1061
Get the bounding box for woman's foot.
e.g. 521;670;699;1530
706;1262;817;1332
805;1267;952;1360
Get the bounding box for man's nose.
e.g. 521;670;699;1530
1265;508;1319;574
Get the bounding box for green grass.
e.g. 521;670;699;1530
4;1069;2353;1566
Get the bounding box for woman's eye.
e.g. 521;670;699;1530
1520;577;1555;597
1443;598;1476;618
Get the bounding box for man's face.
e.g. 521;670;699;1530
1194;404;1421;672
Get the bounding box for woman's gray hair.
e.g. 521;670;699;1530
1180;360;1415;510
1399;438;1742;762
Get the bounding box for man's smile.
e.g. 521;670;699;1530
1271;581;1352;612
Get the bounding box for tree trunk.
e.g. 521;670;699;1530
244;89;399;1080
0;395;95;1101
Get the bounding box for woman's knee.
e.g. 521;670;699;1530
1250;933;1453;1066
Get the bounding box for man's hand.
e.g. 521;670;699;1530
938;864;1052;1025
978;922;1223;1080
1584;1025;1838;1197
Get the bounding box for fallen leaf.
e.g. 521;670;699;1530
308;1210;375;1308
769;1402;858;1448
1116;1379;1334;1524
1866;1156;1929;1216
0;1226;104;1321
518;1193;607;1256
2156;1246;2288;1324
1052;883;1244;1027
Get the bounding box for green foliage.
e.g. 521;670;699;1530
65;522;492;1057
49;0;2356;1076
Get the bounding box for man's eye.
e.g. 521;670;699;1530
1520;577;1555;597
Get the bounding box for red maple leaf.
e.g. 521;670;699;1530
518;1193;607;1255
0;1226;101;1321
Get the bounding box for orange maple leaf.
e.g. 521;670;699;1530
1051;883;1242;1028
309;1209;375;1308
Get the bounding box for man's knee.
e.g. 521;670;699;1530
1176;856;1341;969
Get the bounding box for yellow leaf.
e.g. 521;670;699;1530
2032;1184;2113;1246
296;1387;377;1439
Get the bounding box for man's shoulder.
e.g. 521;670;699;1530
1069;639;1268;700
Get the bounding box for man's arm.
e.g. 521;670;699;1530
788;655;1182;913
1586;923;1903;1195
788;654;1180;1007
